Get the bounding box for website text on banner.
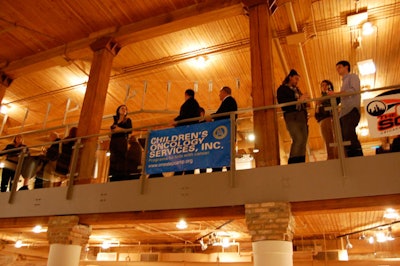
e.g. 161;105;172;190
145;119;231;175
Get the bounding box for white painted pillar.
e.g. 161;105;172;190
47;244;81;266
252;240;293;266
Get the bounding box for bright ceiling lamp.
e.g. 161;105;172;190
383;208;399;219
362;22;374;35
176;219;188;229
357;59;376;76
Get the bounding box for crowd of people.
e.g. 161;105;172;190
277;60;370;164
1;62;399;189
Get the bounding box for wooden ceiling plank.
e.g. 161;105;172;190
1;1;244;78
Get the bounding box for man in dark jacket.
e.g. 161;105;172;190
211;86;238;172
173;89;200;175
212;86;238;120
174;89;201;126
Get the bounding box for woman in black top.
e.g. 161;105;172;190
1;135;28;192
109;105;132;180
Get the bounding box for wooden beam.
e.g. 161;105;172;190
1;1;244;78
0;206;245;228
291;194;400;214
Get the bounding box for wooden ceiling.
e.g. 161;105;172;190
0;0;400;263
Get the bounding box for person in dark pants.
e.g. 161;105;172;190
109;105;133;181
277;70;309;164
35;132;61;188
211;86;238;171
1;135;28;192
331;60;363;157
54;127;78;186
173;89;200;175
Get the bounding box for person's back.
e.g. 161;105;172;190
391;136;400;152
213;86;237;120
127;136;143;175
174;89;200;126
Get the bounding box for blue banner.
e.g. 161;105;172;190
145;119;231;174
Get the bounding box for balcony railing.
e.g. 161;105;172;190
0;85;399;205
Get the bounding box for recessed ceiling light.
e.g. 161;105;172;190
176;219;188;229
383;208;399;219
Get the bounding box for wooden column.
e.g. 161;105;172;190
76;37;120;183
242;0;280;166
0;72;13;105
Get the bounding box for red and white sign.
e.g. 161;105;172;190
364;93;400;137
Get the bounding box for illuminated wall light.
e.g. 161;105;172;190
357;59;376;76
0;162;4;168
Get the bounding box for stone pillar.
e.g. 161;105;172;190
245;202;295;266
47;216;91;266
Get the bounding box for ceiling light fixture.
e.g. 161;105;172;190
383;208;399;220
32;225;47;233
15;240;23;248
357;59;376;76
176;219;188;230
0;105;8;114
362;22;374;35
247;133;255;141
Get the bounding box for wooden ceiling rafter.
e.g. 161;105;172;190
1;1;245;79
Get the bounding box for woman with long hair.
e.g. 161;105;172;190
109;105;132;180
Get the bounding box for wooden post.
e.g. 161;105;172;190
242;0;280;166
0;72;13;107
76;37;121;183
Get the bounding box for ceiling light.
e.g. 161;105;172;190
101;240;119;249
15;240;23;248
368;236;374;244
376;230;386;243
32;225;46;233
0;105;8;114
362;22;374;35
248;133;255;141
176;219;188;229
383;208;399;219
357;59;376;75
